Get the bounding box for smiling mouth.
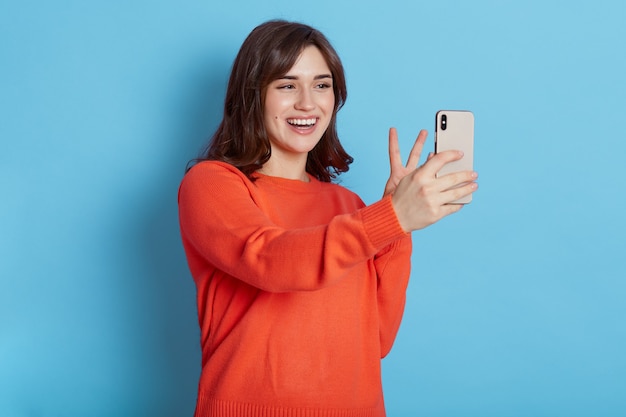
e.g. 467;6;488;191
287;118;317;128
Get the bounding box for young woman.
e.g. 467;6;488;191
178;20;477;417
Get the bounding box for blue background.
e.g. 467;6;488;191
2;0;625;416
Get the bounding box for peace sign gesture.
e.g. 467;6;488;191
383;128;428;198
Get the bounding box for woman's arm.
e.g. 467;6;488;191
178;162;408;293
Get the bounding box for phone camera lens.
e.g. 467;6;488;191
441;114;447;131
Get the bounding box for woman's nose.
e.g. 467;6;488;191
295;89;315;111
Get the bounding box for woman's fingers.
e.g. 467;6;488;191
405;129;427;169
438;170;478;192
385;128;428;197
420;150;465;177
388;128;428;171
387;127;401;171
440;179;479;205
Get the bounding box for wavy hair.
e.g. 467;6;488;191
191;20;352;182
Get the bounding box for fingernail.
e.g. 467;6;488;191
471;171;478;179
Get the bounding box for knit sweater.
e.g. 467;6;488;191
178;161;412;417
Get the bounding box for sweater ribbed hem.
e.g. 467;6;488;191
194;397;385;417
360;195;408;249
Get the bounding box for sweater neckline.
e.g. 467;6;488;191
253;171;322;193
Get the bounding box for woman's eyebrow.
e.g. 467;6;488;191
280;74;333;80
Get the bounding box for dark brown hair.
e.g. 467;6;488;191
192;20;352;182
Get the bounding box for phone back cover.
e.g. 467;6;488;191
435;110;474;203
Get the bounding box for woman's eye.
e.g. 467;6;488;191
316;83;332;89
278;84;295;90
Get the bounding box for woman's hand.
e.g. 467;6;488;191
385;128;478;232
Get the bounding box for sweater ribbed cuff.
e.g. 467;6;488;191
360;195;408;250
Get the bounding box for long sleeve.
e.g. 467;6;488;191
178;161;408;293
373;236;412;357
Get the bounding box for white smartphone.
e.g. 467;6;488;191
434;110;474;204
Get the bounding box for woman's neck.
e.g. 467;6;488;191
257;156;310;182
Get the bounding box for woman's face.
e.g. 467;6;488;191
263;46;335;165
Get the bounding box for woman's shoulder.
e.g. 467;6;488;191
183;160;255;187
180;160;254;200
185;160;245;178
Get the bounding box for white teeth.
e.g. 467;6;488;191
288;118;317;126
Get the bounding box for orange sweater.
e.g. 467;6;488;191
178;161;412;417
